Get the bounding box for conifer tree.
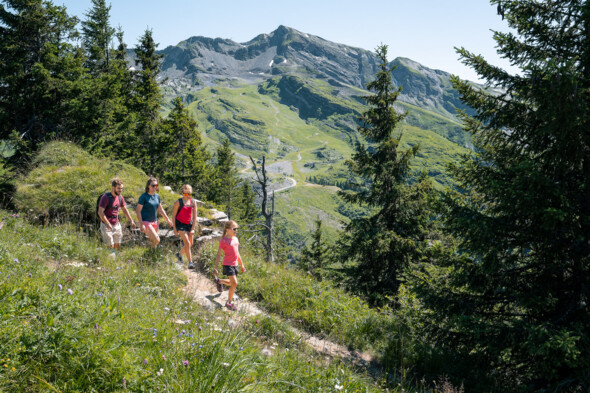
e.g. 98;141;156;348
300;218;328;281
0;0;84;158
77;0;129;152
210;138;239;218
411;1;590;390
236;181;258;223
81;0;115;74
160;97;210;193
338;45;430;305
132;29;164;173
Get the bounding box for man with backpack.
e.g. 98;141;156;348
98;178;136;250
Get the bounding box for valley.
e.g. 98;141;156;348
155;25;473;238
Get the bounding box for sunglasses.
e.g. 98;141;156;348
150;184;159;188
231;227;239;231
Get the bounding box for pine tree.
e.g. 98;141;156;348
236;180;258;223
81;0;115;75
300;218;328;281
132;29;164;173
160;97;210;193
411;1;590;390
338;45;430;306
0;0;84;158
77;0;129;152
97;28;137;157
209;138;239;218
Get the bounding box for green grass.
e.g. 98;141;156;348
15;141;180;224
0;213;396;392
273;185;348;238
188;84;355;161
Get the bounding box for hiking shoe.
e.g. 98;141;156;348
188;262;195;270
175;252;183;263
225;302;237;311
215;277;223;293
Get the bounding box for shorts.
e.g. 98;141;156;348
222;264;239;277
175;219;193;233
100;222;122;247
143;221;159;232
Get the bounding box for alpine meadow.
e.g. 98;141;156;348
0;0;588;392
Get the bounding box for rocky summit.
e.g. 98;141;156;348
157;25;473;125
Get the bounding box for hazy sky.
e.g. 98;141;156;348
58;0;517;82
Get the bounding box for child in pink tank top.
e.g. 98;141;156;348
213;220;246;311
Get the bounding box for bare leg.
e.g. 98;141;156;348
227;275;238;302
144;224;160;248
180;231;191;263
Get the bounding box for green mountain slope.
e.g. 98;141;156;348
155;26;476;239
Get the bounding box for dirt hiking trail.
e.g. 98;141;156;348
182;267;373;365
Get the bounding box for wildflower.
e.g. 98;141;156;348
221;362;230;367
335;384;343;390
183;360;189;366
28;273;32;278
156;368;164;376
143;358;148;365
122;378;126;389
68;289;73;295
256;320;259;324
98;293;102;297
162;355;166;360
58;284;63;291
164;307;170;311
13;258;18;264
94;323;98;329
240;347;244;351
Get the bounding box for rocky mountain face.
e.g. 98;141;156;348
157;25;472;123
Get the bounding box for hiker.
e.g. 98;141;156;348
213;220;246;311
172;184;198;269
98;178;136;249
136;177;172;249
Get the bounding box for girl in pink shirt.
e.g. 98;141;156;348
213;220;246;311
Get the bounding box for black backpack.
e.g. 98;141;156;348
96;192;123;221
175;197;194;220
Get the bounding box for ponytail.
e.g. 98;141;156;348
223;220;238;238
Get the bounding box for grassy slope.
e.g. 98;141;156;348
188;84;355;160
185;81;468;237
0;214;399;392
15;142;180;224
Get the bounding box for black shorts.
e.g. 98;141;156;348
175;219;193;233
223;265;239;277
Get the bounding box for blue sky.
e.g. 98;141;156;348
58;0;516;82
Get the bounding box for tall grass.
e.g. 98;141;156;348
0;213;394;392
200;241;412;361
